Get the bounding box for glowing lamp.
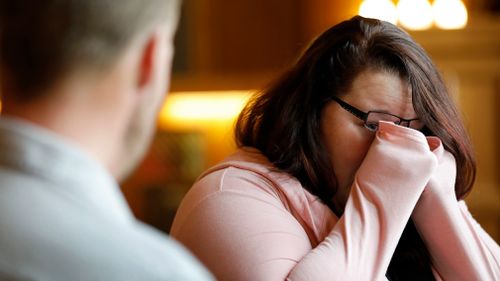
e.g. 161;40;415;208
158;91;250;129
433;0;468;29
397;0;433;30
359;0;398;24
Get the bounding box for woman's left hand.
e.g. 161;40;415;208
421;137;457;200
412;137;500;281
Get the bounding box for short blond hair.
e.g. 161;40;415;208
0;0;180;100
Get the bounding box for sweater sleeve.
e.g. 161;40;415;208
171;122;437;281
411;139;500;281
287;122;437;281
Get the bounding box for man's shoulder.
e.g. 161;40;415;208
80;221;214;281
0;204;213;280
0;172;213;280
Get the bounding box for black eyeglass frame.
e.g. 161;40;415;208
330;96;422;132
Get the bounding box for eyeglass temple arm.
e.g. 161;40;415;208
330;96;368;121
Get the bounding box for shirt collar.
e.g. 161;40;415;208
0;116;134;223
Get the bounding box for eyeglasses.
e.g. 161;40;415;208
330;96;424;132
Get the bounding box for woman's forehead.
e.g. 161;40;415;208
346;70;411;101
343;70;417;118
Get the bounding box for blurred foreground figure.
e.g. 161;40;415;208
0;1;213;280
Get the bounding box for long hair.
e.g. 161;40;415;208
235;16;476;280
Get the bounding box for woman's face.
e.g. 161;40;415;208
320;69;418;211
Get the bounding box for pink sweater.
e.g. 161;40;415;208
171;122;500;281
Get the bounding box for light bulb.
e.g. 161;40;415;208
359;0;398;24
433;0;468;29
397;0;433;30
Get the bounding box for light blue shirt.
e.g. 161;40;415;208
0;117;214;281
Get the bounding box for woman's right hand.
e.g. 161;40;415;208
317;121;439;280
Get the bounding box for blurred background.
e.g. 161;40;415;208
121;0;500;242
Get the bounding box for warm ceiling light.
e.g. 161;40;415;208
433;0;468;29
359;0;398;24
397;0;433;30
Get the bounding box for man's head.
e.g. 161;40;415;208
0;0;181;180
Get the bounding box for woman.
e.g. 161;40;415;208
171;16;500;280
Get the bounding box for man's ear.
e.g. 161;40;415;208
137;33;158;89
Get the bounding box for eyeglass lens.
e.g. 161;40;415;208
365;112;424;132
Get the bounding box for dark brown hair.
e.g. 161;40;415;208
0;0;180;100
235;16;476;280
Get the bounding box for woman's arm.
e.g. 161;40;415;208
288;122;438;280
171;122;437;281
412;138;500;281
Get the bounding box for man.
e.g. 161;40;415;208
0;1;213;280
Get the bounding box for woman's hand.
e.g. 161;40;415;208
412;137;500;281
421;137;457;200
